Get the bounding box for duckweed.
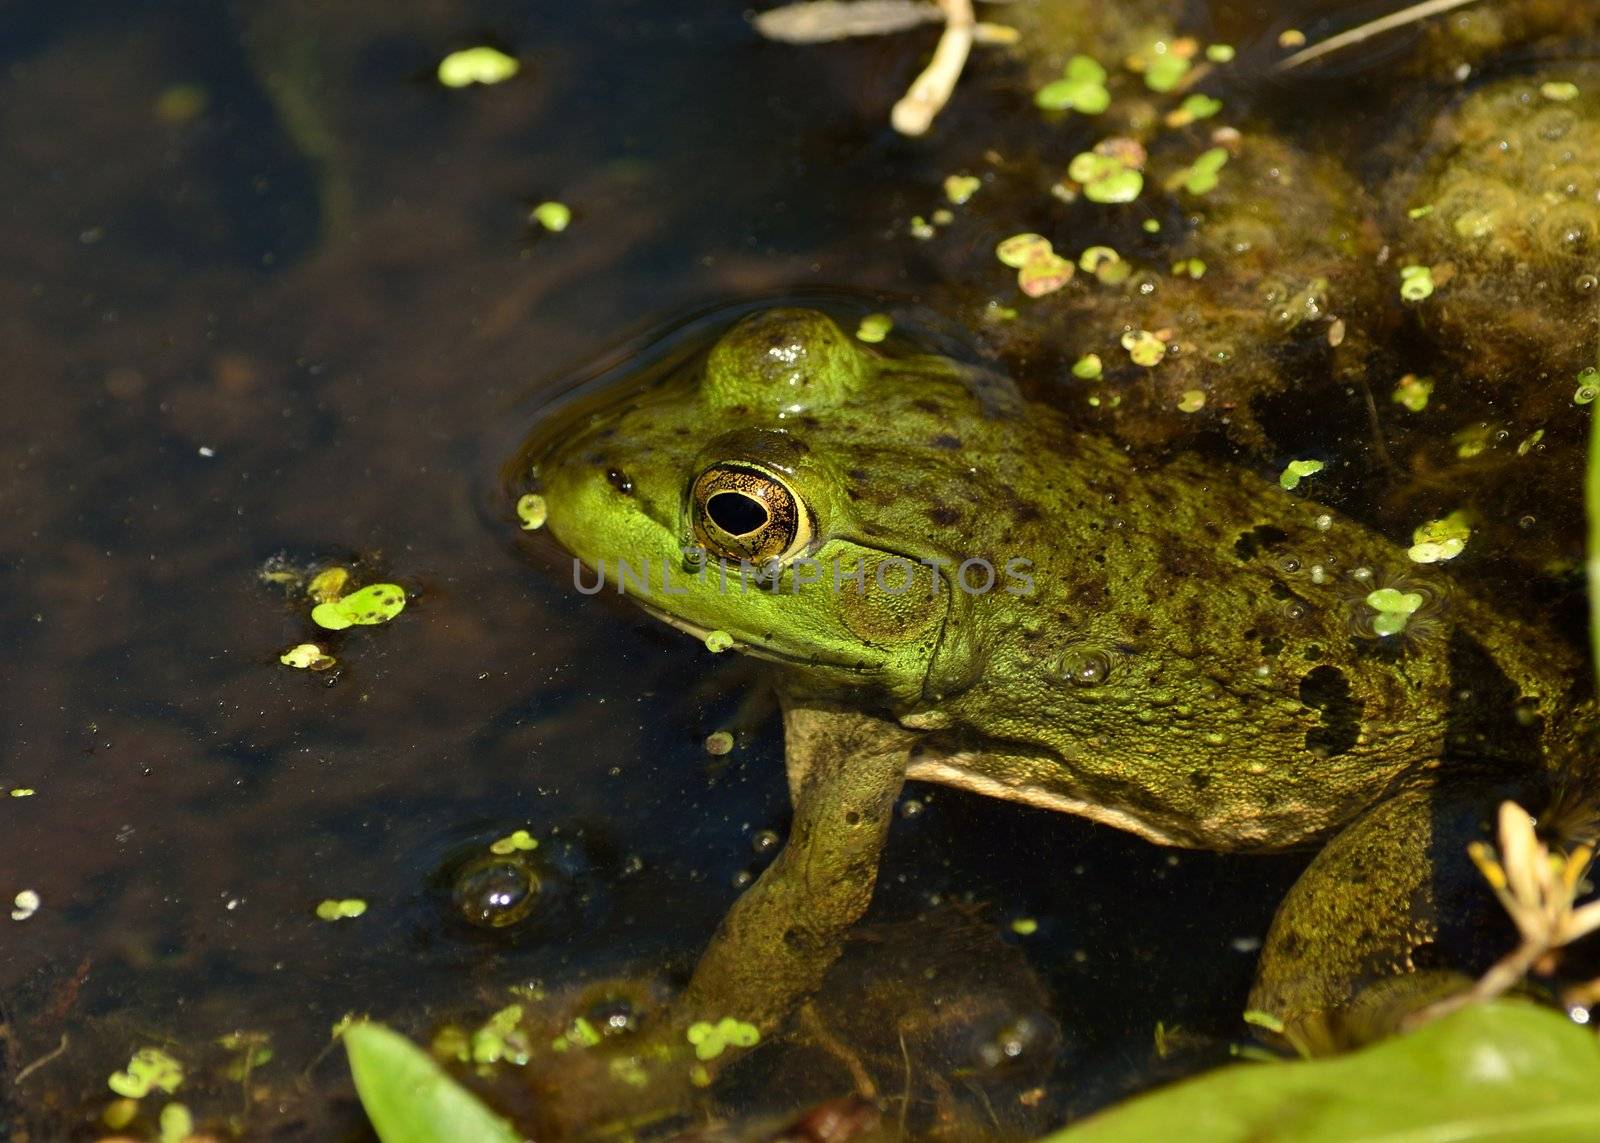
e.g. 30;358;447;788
308;566;349;602
1168;93;1222;126
1072;354;1104;380
686;1017;761;1061
550;1016;602;1054
1367;588;1424;637
158;1103;193;1143
1122;330;1166;367
316;898;368;920
1178;390;1206;413
705;730;735;755
1392;374;1434;412
1576;368;1600;406
516;492;547;530
437;47;520;88
1541;81;1580;103
704;630;735;653
855;313;893;343
1011;917;1039;935
488;829;538;855
530;201;571;232
1143;50;1191;94
311;583;406;630
1173;147;1228;195
943;173;981;204
108;1048;184;1098
1399;265;1435;302
1278;459;1324;491
1035;55;1111;114
1069;151;1143;204
279;643;336;671
11;890;40;920
1408;512;1470;563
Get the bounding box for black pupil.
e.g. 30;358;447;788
707;492;769;536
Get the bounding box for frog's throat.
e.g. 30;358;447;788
630;598;886;675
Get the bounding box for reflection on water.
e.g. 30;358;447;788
2;0;1596;1137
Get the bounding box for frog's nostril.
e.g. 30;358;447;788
605;467;635;495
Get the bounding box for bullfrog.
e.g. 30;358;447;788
514;305;1596;1060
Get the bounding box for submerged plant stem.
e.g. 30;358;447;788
1275;0;1485;71
891;0;974;135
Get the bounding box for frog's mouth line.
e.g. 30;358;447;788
630;598;886;674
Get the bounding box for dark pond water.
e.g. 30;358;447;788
3;0;1598;1139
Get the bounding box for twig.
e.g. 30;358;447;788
14;1033;69;1084
891;0;975;135
1275;0;1486;72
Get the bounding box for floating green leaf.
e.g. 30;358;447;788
516;493;547;531
686;1017;761;1061
108;1048;184;1099
704;630;734;653
345;1021;522;1143
1391;374;1433;412
437;47;520;89
1071;354;1103;380
1399;264;1435;301
1044;1003;1600;1142
1144;52;1191;93
1278;459;1324;491
489;829;538;855
1035;55;1111;114
943;173;981;204
1367;588;1424;636
996;233;1052;268
1173;147;1229;195
1408;511;1470;564
1068;152;1143;204
855;313;893;343
312;584;407;631
316;898;368;921
530;201;570;232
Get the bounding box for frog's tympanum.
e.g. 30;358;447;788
516;307;1596;1063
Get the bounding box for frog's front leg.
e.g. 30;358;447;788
1248;779;1539;1054
675;696;917;1035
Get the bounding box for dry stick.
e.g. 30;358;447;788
1275;0;1486;72
891;0;974;135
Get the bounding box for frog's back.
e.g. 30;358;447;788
916;424;1582;852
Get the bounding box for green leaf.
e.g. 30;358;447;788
1043;1003;1600;1142
312;583;407;630
345;1021;522;1143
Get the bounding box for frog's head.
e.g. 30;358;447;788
517;308;1014;707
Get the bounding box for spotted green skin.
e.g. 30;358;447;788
528;308;1577;853
517;308;1599;1058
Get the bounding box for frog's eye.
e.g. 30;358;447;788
691;464;813;563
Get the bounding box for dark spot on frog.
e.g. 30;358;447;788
605;467;634;495
1298;664;1361;758
1234;524;1290;561
931;433;963;450
1443;630;1543;768
1187;770;1211;790
927;505;961;526
846;468;868;481
1260;636;1285;657
912;398;943;414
